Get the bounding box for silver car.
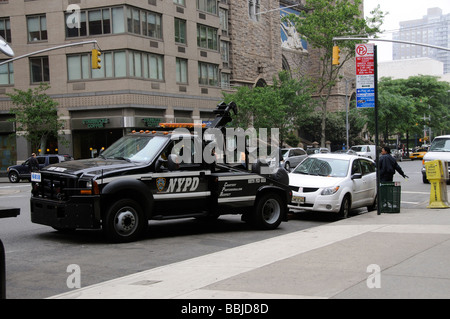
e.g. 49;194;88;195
280;147;308;171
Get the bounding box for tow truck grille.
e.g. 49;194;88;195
33;173;78;201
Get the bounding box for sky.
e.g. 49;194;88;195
363;0;450;61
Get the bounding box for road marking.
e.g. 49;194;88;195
402;191;429;195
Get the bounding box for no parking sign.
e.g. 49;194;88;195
356;43;375;108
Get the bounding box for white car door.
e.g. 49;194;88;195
360;159;377;204
350;159;365;207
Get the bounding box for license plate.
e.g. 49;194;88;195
292;195;305;204
31;172;41;182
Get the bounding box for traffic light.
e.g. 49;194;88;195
332;45;340;65
91;49;101;69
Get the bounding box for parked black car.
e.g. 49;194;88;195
7;154;73;183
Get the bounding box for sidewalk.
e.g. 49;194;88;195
49;207;450;299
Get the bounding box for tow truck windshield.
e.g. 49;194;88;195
100;135;168;163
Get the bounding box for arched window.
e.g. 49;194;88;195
282;55;290;72
255;78;266;87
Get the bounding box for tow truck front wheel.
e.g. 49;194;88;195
103;199;146;243
252;193;284;230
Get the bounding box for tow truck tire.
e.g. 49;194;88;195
103;199;147;243
252;193;284;230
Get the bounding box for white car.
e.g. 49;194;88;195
350;145;376;160
288;154;377;218
421;135;450;183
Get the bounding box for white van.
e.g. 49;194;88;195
350;145;376;160
421;135;450;183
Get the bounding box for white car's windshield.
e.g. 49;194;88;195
292;157;349;177
430;137;450;152
100;135;168;163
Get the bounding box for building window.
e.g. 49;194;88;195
27;15;47;42
88;9;111;35
198;62;218;86
219;8;228;34
176;58;188;84
0;61;13;85
220;41;229;63
65;6;162;39
175;18;186;44
127;7;162;39
66;11;87;37
67;51;126;80
221;73;230;89
197;0;217;15
249;0;260;21
174;0;185;6
0;18;11;43
129;51;164;80
197;24;218;50
30;56;49;83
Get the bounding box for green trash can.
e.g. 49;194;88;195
380;182;401;213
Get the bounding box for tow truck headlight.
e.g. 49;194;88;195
321;186;340;195
81;180;99;195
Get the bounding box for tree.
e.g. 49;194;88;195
401;76;450;138
222;71;315;145
284;0;385;147
361;76;450;145
7;83;65;154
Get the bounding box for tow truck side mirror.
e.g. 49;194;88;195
167;154;180;171
155;156;167;172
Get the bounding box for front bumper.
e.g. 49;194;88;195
288;192;341;213
30;196;101;229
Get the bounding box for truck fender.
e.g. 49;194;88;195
101;179;154;217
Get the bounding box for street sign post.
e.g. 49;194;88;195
355;42;381;214
356;43;375;108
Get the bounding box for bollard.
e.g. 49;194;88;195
425;160;449;209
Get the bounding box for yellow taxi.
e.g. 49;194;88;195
409;148;427;160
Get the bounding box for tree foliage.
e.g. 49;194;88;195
361;76;450;142
222;71;315;145
7;83;64;153
300;103;367;149
284;0;386;146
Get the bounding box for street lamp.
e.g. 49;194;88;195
0;35;14;57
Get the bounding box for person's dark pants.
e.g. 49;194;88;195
380;174;393;182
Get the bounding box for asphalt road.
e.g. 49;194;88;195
0;159;433;299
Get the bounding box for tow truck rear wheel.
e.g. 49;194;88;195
252;193;284;230
103;199;146;243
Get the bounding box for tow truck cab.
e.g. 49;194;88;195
30;102;292;242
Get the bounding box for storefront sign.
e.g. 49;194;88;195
82;118;109;128
142;117;162;127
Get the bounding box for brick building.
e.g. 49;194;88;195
0;0;355;171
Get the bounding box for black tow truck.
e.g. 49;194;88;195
30;102;292;242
